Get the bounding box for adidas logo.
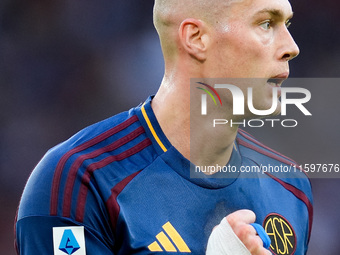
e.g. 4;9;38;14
148;222;191;253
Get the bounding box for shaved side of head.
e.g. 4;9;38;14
153;0;244;62
153;0;244;27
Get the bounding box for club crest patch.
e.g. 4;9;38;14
263;214;296;255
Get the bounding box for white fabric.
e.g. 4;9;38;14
206;218;251;255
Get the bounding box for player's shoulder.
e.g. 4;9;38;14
37;109;138;172
236;128;298;167
18;106;155;218
236;129;312;197
60;108;140;151
48;107;144;161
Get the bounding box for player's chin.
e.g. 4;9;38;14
263;98;281;117
270;102;281;117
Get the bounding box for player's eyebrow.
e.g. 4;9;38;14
254;8;294;20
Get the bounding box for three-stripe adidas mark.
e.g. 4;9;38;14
148;222;191;253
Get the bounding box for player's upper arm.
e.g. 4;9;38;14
15;144;115;254
15;215;114;255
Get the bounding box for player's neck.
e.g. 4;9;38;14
152;77;238;172
152;77;191;159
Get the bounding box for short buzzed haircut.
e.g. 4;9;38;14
153;0;245;59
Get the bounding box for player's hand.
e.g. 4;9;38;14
226;209;271;255
206;209;271;255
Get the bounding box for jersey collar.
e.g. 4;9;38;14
136;96;171;155
136;96;243;188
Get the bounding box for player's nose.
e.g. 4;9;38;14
278;27;300;61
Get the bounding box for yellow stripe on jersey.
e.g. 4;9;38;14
148;221;191;253
233;141;238;152
141;103;167;152
156;232;177;252
163;222;191;252
148;241;163;252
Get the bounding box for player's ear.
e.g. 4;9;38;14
179;19;209;62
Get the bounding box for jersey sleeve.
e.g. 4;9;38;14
15;143;115;255
16;216;114;255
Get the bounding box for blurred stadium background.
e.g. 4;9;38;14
1;0;339;254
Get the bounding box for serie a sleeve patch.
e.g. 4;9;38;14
53;226;86;255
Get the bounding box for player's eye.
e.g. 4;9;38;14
259;20;272;30
285;20;292;29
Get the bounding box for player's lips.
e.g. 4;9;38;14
267;72;289;87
